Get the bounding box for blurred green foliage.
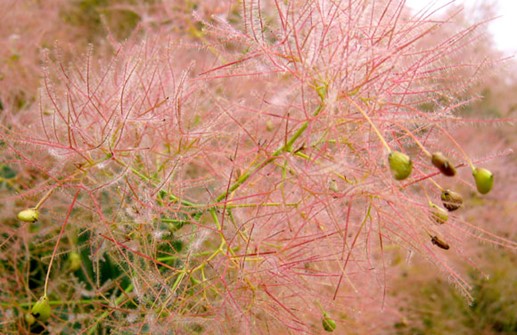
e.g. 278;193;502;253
394;249;517;335
62;0;141;41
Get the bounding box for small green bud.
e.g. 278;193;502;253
329;179;339;193
265;120;274;132
24;313;36;325
472;167;494;194
31;295;51;322
17;208;39;222
441;189;463;211
68;251;82;272
429;202;448;224
316;84;327;101
388;151;412;180
431;152;456;176
322;313;337;332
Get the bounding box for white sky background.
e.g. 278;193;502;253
405;0;517;55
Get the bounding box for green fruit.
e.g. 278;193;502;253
68;251;82;272
24;313;36;325
329;179;339;193
17;208;39;222
429;202;448;224
388;151;412;180
322;314;337;332
472;167;494;194
265;120;274;132
431;152;456;176
31;295;51;322
441;189;463;211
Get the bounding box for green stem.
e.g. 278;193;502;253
34;188;55;211
215;104;324;204
113;156;199;208
160;218;191;224
345;96;391;152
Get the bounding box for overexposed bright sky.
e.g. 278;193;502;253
405;0;517;55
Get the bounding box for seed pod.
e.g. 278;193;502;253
431;152;456;176
68;251;82;272
322;313;337;332
265;120;274;132
329;179;339;193
24;313;36;326
440;189;463;211
472;167;494;194
429;202;448;224
431;235;450;250
31;295;51;322
388;151;412;180
17;208;39;222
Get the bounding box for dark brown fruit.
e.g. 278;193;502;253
431;235;450;250
431;152;456;177
440;189;463;211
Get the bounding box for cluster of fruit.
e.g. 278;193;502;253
388;150;494;250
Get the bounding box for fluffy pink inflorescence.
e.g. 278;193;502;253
2;0;514;333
